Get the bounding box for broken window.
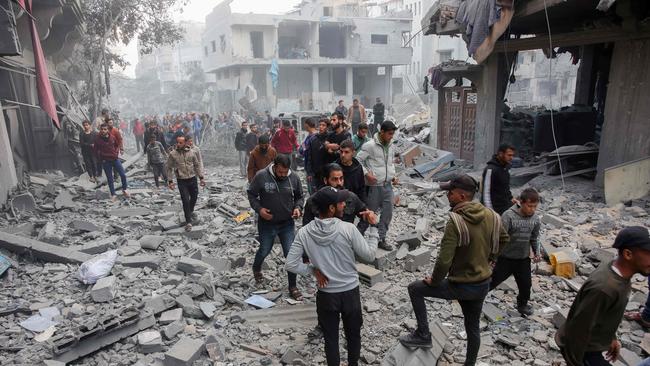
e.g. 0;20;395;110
279;22;311;59
319;25;346;58
402;31;411;47
323;6;333;16
211;40;216;53
250;31;264;59
204;46;208;56
220;35;226;53
371;34;388;45
332;68;346;95
438;50;452;63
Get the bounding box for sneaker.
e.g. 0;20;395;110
378;240;394;251
517;304;534;316
399;331;433;348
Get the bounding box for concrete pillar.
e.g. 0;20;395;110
474;53;508;166
312;67;319;93
0;102;18;205
266;66;275;107
346;66;354;97
574;45;596;106
310;23;319;58
386;65;393;105
429;90;439;148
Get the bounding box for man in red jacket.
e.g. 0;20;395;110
106;118;124;154
132;118;146;153
94;124;129;201
271;120;299;169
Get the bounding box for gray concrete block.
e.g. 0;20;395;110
404;247;431;273
117;255;161;269
201;256;231;273
177;256;212;274
414;218;429;234
357;263;384;286
552;308;569;329
70;236;118;254
69;220;100;232
395;230;424;250
107;207;153;217
91;275;116;302
175;295;203;318
159;219;181;231
382;322;450;365
159;308;183;325
164;337;204;366
164;225;206;239
373;248;396;270
137;330;162;353
482;302;507;322
541;213;569;228
162;320;185;340
144;295;176;315
139;235;165;250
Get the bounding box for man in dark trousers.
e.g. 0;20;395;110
398;174;509;366
324;113;351;165
556;226;650;366
302;163;376;226
286;186;379;366
166;135;205;232
247;154;304;301
246;123;259;154
235;121;249;177
372;97;385;135
308;118;330;190
144;121;168;151
480;143;516;215
336;139;366;203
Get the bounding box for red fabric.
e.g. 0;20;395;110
25;0;60;129
271;128;299;154
17;0;25;8
133;121;145;136
109;127;123;150
93;133;120;161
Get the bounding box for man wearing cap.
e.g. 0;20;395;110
247;134;277;183
399;174;509;366
356;120;400;251
556;226;650;366
286;186;379;366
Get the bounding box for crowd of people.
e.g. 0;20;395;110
78;102;650;366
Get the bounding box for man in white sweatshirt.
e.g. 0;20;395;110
286;186;379;366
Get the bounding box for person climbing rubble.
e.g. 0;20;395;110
166;135;205;232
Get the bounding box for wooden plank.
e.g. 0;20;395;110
604;156;650;205
515;0;567;18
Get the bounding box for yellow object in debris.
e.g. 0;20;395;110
549;251;576;279
234;211;251;224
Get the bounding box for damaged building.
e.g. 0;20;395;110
202;0;413;113
0;0;85;205
421;0;650;200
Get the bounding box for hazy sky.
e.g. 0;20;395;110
118;0;302;77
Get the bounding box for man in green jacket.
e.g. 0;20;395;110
399;174;509;366
555;226;650;366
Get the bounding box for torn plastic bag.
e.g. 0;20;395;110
77;250;118;284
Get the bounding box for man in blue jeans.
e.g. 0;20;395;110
247;154;304;301
399;175;508;366
93;124;129;201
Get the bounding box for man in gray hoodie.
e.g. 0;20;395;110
247;154;304;300
286;186;379;366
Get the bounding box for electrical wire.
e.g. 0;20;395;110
543;0;566;190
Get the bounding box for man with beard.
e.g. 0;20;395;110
336;139;366;203
324;113;351;165
303;163;376;226
308;118;330;190
166;135;206;232
398;174;508;366
235;121;249;177
144;120;168;150
286;186;378;366
247;154;304;301
94;124;130;201
480;143;516;215
248;134;277;182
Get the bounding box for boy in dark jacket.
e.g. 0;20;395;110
146;135;168;188
336;139;366;203
480;143;516;215
489;188;541;316
247;154;304;300
80;120;99;182
235;121;249;177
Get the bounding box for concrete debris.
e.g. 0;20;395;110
1;156;648;366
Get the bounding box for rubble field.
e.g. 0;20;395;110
1;154;650;366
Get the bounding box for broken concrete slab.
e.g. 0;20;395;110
382;321;450;365
201;256;231;273
0;231;92;264
414;218;429;234
10;192;37;213
159;308;183;325
482;302;507;322
234;304;318;328
163;320;185;340
138;235;165;250
69;236;118;254
54;190;77;210
117;255;161;269
357;263;384;286
144;295;176;315
37;222;63;244
107;207;154;218
69;220;101;233
91;275;117;302
137;330;163;353
164;225;206;239
395;230;424;250
176;256;212;274
404;247;431;272
373;248;396;270
175;295;203;318
159;219;181;231
164;337;204;366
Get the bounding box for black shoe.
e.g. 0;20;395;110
399;331;432;348
378;240;393;251
517;304;534;316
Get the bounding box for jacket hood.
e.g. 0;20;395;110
337;157;362;171
452;201;487;225
488;155;509;168
305;218;340;246
253;145;271;155
267;163;292;178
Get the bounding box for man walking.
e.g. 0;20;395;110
557;227;650;366
324;114;351;165
166;135;205;232
247;154;304;300
286;186;379;366
346;99;367;134
299;118;319;194
336;139;366;203
303;163;376;225
247;134;277;183
351;123;370;152
144;121;168;150
246;123;259;154
398;174;509;366
372;97;385;135
235;121;249;177
132;118;145;153
80;120;99;183
481;143;516;215
146;135;168;189
93;108;110;131
94;124;130;201
335;99;347;117
356;120;399;251
192;113;203;145
271;120;299;169
489;188;542;316
308;118;330;190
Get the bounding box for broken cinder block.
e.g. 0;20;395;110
177;256;212;274
91;275;117;302
356;263;384;287
404;247;431;273
395;230;424;250
164;337;204;366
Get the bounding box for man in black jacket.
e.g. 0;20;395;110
309;118;330;189
247;154;305;300
246;123;259;153
144;121;168;151
336;139;366;203
481;143;516;215
235;121;249;177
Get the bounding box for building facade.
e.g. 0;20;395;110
202;0;413;113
